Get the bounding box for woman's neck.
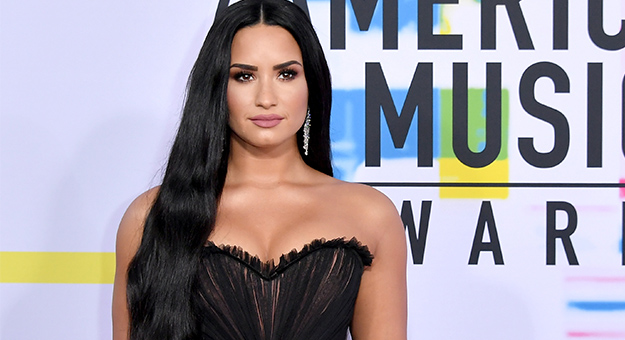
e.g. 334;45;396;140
226;138;308;186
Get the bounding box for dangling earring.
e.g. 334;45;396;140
303;107;311;156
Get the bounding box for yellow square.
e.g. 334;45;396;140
439;158;509;199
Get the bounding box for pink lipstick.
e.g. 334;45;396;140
250;114;283;128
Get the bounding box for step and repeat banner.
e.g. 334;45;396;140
1;0;624;339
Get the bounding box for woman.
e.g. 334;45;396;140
112;0;407;339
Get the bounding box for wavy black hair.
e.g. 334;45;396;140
125;0;332;339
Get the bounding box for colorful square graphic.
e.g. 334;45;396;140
439;88;510;199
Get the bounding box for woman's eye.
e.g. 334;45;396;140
278;69;297;80
234;72;253;82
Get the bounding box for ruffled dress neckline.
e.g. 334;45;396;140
203;237;373;280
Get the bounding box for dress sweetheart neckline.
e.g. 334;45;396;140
202;237;373;280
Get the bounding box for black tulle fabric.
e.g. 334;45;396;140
195;237;373;340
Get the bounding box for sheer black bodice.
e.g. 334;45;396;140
195;238;373;340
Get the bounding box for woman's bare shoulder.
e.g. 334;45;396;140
330;180;397;212
116;186;160;251
324;180;403;241
342;181;407;338
112;187;159;340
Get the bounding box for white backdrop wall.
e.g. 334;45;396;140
1;0;624;339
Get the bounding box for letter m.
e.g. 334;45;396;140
331;0;398;49
365;62;433;167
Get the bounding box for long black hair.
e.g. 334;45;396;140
125;1;332;339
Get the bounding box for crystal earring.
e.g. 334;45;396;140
303;108;311;156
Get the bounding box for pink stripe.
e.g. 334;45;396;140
566;277;625;283
568;331;625;338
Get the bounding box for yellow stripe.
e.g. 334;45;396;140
439;158;509;199
0;252;115;284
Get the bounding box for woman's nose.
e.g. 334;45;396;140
255;78;278;109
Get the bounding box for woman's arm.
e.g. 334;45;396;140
350;190;407;340
112;188;157;340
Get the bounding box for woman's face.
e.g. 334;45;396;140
227;24;309;154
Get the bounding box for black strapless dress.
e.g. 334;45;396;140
195;238;373;340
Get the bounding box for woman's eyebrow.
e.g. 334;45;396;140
230;60;302;71
273;60;302;70
230;63;257;71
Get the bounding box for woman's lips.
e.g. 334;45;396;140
250;114;284;128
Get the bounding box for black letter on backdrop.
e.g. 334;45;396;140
293;0;310;17
452;63;502;168
217;0;229;16
553;0;568;49
365;62;433;167
401;201;432;265
418;0;462;49
331;0;398;49
469;201;504;265
587;63;603;168
546;201;579;265
518;62;570;168
217;0;310;17
481;0;534;50
588;0;625;51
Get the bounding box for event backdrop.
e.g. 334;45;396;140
1;0;624;339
